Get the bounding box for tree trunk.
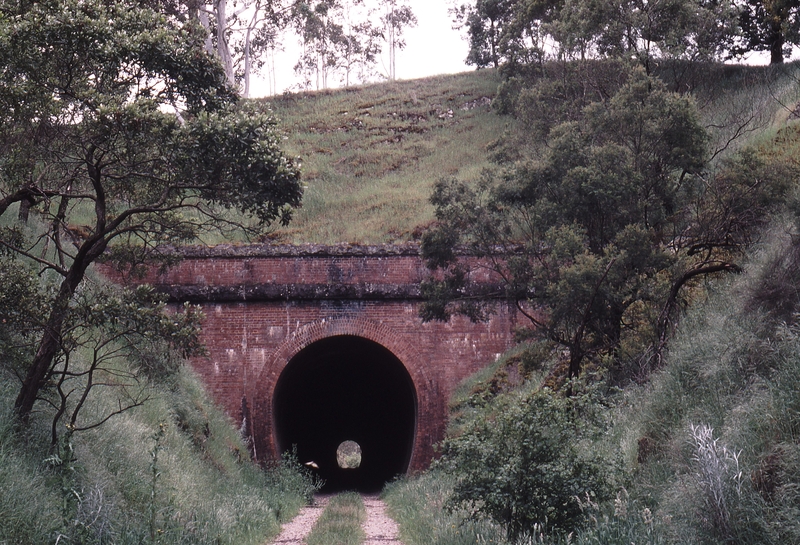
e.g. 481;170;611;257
568;345;583;378
215;0;235;83
769;19;785;64
14;238;108;420
490;19;498;69
15;274;80;419
653;262;740;367
243;24;253;97
18;198;32;222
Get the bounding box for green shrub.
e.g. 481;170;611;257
439;382;620;540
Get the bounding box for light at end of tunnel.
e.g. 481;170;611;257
336;440;362;469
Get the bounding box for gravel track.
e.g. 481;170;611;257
268;493;403;545
362;493;402;545
270;495;330;545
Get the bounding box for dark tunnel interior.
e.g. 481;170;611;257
273;335;417;493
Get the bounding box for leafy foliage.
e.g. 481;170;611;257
0;0;302;423
439;382;618;540
422;64;798;379
453;0;740;74
0;254;47;374
423;71;701;376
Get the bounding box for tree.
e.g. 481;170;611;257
735;0;800;63
237;0;294;96
452;0;517;68
336;2;383;86
291;0;382;89
44;284;203;446
455;0;740;72
421;70;753;378
0;0;303;420
380;0;417;80
453;0;559;69
545;0;741;71
161;0;297;96
292;0;347;89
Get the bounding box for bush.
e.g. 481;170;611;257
439;382;619;540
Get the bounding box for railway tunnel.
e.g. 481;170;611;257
272;335;417;492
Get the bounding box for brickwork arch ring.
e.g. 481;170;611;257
255;316;441;472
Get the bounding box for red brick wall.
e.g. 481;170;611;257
103;244;518;471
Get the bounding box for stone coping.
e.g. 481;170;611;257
149;242;522;259
155;281;505;302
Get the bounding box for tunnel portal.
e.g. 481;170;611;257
272;335;417;492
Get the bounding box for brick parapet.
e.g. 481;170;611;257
100;243;503;291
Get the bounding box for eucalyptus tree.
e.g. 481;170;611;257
586;0;740;70
0;0;303;420
292;0;345;89
163;0;296;95
452;0;560;69
291;0;384;89
380;0;417;80
455;0;740;71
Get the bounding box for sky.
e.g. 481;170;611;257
249;0;471;97
391;0;471;79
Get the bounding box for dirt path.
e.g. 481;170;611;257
268;493;403;545
270;495;330;545
362;494;402;545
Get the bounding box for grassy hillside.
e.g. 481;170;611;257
258;63;799;245
0;354;314;544
262;70;511;244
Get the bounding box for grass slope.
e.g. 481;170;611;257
262;70;510;244
256;63;800;245
0;362;312;544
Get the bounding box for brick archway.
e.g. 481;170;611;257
254;316;442;473
103;244;519;481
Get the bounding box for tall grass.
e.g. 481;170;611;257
615;219;800;544
382;471;508;545
690;63;800;166
0;360;311;544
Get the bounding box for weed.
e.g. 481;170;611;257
688;423;742;541
383;472;508;545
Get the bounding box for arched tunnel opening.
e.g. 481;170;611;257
273;335;417;493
